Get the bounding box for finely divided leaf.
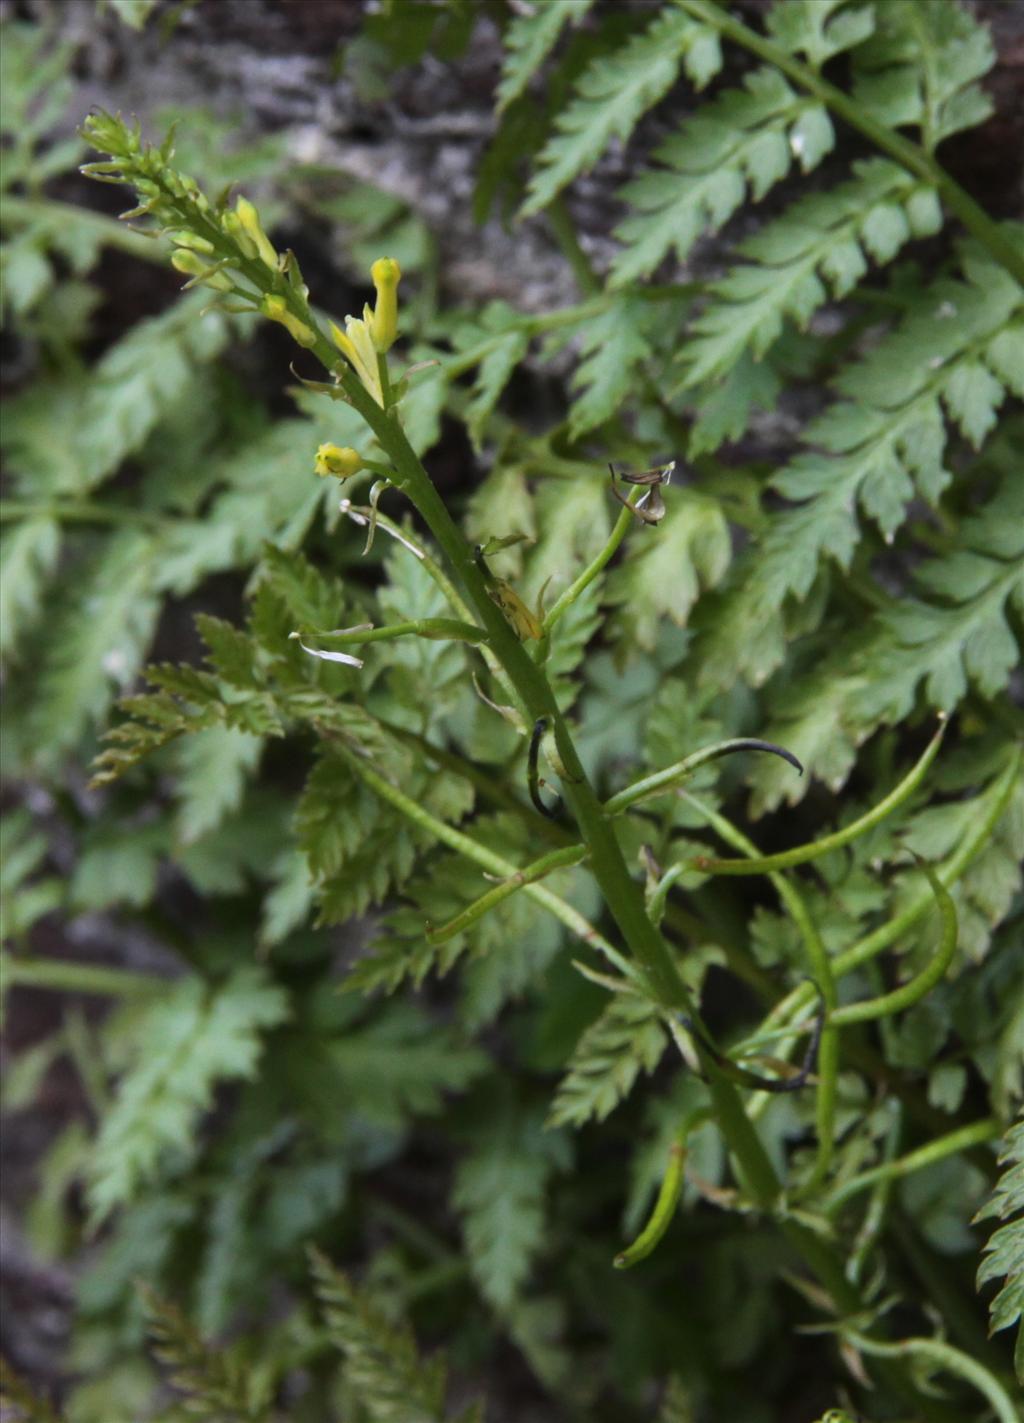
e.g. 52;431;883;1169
974;1112;1024;1382
496;0;595;114
611;68;834;287
549;993;668;1128
520;8;720;217
87;968;288;1224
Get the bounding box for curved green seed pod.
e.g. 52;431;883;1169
831;857;957;1025
614;1139;686;1269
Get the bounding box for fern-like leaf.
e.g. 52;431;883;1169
324;1001;487;1127
974;1112;1024;1383
310;1248;457;1423
854;477;1024;725
174;724;264;845
86;967;288;1224
33;529;161;760
549;993;668;1128
140;1287;268;1421
0;516;60;665
453;1100;570;1312
766;0;876;68
611;67;834;287
496;0;595;114
699;240;1023;689
678;158;941;389
520;7;721;217
606;493;731;651
852;0;994;150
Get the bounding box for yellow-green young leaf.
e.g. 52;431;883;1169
606;496;731;651
520;7;720;217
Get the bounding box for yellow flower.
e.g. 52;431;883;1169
315;444;364;479
260;294;317;348
369;256;401;352
329;315;384;404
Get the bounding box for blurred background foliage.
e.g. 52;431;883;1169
0;2;1022;1420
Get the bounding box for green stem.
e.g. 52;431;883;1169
824;1117;1000;1213
3;957;164;997
760;748;1021;1038
675;0;1024;287
682;791;838;1194
546;195;602;297
426;843;589;944
605;737;804;818
830;863;956;1026
694;721;946;875
842;1330;1020;1423
335;742;642;987
338;499;520;710
848;1103;901;1286
541;486;642;639
296;618;485;647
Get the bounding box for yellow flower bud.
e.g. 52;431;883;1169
260;294;317;348
369;256;401;352
314;444;364;479
221;209;259;260
168;230;215;254
171;249;233;291
234;196;278;270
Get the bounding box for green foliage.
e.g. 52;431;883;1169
86;968;288;1225
453;1097;571;1312
611;67;835;287
495;0;595;114
310;1248;482;1423
520;7;722;217
549;994;669;1128
5;5;1023;1421
975;1113;1024;1381
140;1287;269;1421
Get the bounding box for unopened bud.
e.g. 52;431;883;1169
234;196;278;270
260;294;317;348
314;444;364;479
171;249;233;291
369;256;401;352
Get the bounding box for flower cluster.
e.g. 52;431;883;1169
82;111;319;346
82;113;405;488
